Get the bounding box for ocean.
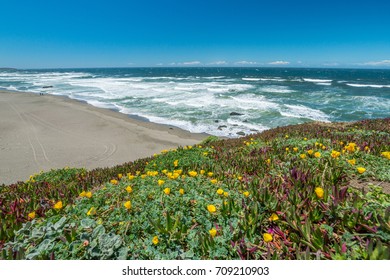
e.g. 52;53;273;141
1;67;389;137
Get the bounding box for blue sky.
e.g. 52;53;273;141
1;0;389;68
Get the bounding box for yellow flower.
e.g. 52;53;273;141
179;188;185;195
126;186;133;193
263;233;273;243
285;134;289;138
314;152;321;158
269;213;279;221
118;173;123;179
188;171;197;177
304;137;307;141
331;150;341;158
357;167;366;174
315;187;324;199
210;179;218;184
381;151;390;160
174;169;183;175
124;200;131;210
161;149;168;154
87;207;96;216
174;160;178;167
307;149;313;155
364;146;369;151
207;204;216;213
53;201;63;210
209;228;217;238
293;147;298;152
265;158;271;165
300;154;306;159
203;152;208;156
79;191;86;197
237;176;243;181
200;170;206;175
207;172;214;177
158;179;165;186
243;191;250;197
163;188;170;195
85;191;92;198
152;236;159;245
216;188;224;195
162;169;167;174
345;142;357;152
28;211;36;220
285;147;289;152
347;159;356;165
127;174;135;180
223;192;229;197
110;179;118;185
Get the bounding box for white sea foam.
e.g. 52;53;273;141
346;83;390;88
303;78;332;83
242;78;261;81
281;104;330;122
260;86;295;94
316;82;332;86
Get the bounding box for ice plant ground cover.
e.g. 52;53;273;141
1;118;389;259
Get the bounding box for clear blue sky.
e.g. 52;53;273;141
1;0;389;68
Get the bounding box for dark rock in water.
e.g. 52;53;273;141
232;124;238;127
230;112;243;116
169;127;173;130
243;119;248;123
42;86;53;88
218;125;227;130
236;131;246;136
250;129;259;132
214;120;219;123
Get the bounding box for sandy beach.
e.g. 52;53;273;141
0;90;207;185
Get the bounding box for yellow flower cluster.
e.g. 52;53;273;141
158;179;165;186
79;191;92;198
28;211;36;220
209;228;217;238
357;167;366;174
173;160;178;167
53;201;63;210
110;179;118;185
124;201;131;210
331;150;341;158
243;191;250;197
188;171;197;177
314;152;321;158
315;187;324;199
345;142;357;152
152;236;159;245
146;171;159;176
382;151;390;160
263;233;273;242
126;186;133;193
163;188;170;195
216;188;224;195
347;159;356;165
207;204;216;213
269;213;279;221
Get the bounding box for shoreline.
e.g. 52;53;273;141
0;90;208;185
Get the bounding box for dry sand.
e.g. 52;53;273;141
0;90;207;185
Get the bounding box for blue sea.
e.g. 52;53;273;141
1;67;389;137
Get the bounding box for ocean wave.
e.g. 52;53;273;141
260;86;295;93
303;78;333;83
281;104;330;122
346;83;390;88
